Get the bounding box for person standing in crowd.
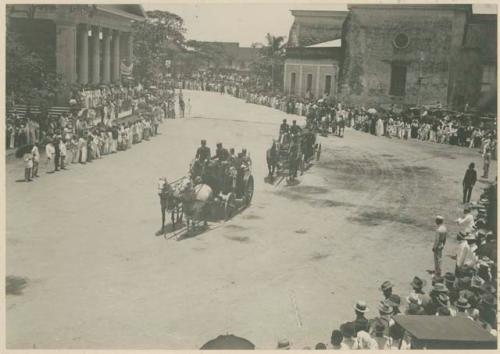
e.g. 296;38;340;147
482;146;491;179
23;148;33;182
353;301;370;334
70;135;79;163
59;138;67;170
462;162;477;204
53;136;61;171
456;206;475;234
339;322;359;349
371;318;393;349
45;140;55;173
111;125;119;153
379;281;394;301
31;143;40;178
329;330;343;350
433;215;447;278
455;232;476;276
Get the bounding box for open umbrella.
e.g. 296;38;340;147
200;334;255;350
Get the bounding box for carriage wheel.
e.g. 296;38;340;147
244;175;254;206
224;193;237;220
316;144;322;161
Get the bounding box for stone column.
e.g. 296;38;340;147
112;30;121;82
90;25;101;84
315;65;321;98
55;22;77;84
298;65;303;97
126;32;133;64
102;28;112;83
77;24;89;85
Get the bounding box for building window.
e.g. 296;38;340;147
389;63;407;96
481;65;496;92
307;73;313;92
290;72;296;94
393;33;410;49
324;75;332;95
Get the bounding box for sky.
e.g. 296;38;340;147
144;3;497;47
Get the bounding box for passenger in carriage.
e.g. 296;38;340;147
279;119;289;140
195;139;211;162
212;142;230;161
240;148;252;167
290;120;302;136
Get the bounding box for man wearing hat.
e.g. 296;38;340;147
454;297;473;319
456;207;475;234
290;120;302;136
374;302;394;336
379;280;394;300
444;272;459;303
279;119;289;140
371;318;393;349
195;139;211;163
462;162;477;203
384;294;401;315
433;216;447;277
353;301;370;334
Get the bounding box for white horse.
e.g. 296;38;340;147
177;178;214;234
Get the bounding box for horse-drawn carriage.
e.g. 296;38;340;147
158;153;254;235
267;129;321;181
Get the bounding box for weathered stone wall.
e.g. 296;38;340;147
288;11;347;47
339;6;468;108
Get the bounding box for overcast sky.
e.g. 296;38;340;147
144;3;497;47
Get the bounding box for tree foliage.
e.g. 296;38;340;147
132;10;186;84
6;16;64;106
249;33;286;91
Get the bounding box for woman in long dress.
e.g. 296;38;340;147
79;135;87;164
375;117;384;136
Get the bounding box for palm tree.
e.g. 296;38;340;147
263;33;286;92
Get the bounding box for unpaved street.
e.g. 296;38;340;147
6;91;495;349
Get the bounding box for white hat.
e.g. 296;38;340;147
436;215;444;221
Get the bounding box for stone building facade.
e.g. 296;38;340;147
284;43;341;99
8;5;146;86
286;5;496;111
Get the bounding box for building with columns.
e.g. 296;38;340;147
8;5;146;89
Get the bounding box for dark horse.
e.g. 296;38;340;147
158;178;183;233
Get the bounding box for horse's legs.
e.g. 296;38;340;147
161;207;166;232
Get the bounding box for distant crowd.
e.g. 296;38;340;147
16;83;188;182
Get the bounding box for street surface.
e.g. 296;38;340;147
6;90;496;349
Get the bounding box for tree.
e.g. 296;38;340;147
250;33;286;92
6;13;64;107
132;10;186;84
184;40;231;73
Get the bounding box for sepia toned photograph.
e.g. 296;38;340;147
4;1;498;350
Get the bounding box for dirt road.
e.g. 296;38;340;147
6;90;495;349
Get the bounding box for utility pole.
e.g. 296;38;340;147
417;51;425;107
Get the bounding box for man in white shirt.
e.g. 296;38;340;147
45;141;55;173
59;139;67;170
433;216;447;277
456;207;475;233
31;144;40;178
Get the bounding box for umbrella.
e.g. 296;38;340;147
200;334;255;350
367;108;377;114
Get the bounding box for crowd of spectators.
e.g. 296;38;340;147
17;83;183;182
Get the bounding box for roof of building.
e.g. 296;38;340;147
237;47;260;61
287;10;347;47
307;39;342;48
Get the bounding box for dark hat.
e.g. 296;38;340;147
432;283;449;293
455;297;471;309
277;338;291;350
432;275;444;285
457;276;472;290
380;280;394;292
444;272;456;285
354;301;369;313
471;276;485;289
410;276;426;289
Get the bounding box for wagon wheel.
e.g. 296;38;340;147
224;192;237;220
244;175;254;206
316;143;322;161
